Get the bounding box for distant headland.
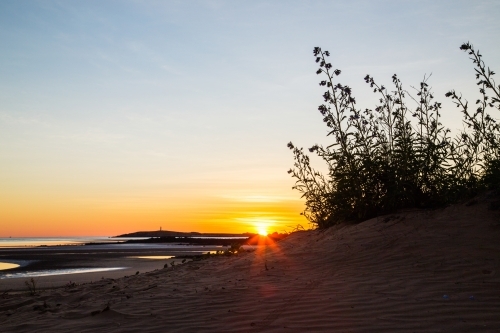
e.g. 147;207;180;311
114;230;255;238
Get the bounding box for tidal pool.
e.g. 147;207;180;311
0;262;20;271
129;256;174;260
0;267;127;279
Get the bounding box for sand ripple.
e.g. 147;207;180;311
1;199;499;332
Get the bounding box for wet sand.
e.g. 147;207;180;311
0;244;223;291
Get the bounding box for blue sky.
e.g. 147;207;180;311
1;0;499;235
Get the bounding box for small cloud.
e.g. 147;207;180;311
50;128;125;144
126;114;154;123
218;194;298;203
0;113;51;127
144;150;166;157
160;65;182;76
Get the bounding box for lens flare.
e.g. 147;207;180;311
257;227;268;236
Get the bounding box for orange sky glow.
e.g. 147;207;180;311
1;1;498;237
0;189;306;236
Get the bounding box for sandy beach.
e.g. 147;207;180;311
0;244;224;291
1;197;499;332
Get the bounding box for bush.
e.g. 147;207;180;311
288;42;500;229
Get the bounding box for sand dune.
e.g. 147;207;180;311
1;197;499;332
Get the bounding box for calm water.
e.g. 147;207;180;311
0;236;244;248
0;262;20;270
0;237;227;278
0;267;127;279
0;237;139;248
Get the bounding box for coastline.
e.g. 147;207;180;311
0;200;499;332
0;243;224;291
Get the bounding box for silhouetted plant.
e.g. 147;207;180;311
289;42;499;228
25;278;38;296
446;42;500;192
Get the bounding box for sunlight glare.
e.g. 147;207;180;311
257;226;268;236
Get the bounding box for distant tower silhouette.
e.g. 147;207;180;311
160;226;162;231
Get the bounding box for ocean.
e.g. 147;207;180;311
0;237;131;248
0;237;227;280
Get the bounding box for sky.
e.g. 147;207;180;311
1;0;499;236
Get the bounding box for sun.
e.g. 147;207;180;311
257;226;268;236
251;219;274;236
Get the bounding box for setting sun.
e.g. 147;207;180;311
257;227;268;236
252;219;273;236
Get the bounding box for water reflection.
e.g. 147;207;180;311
129;256;174;260
0;262;20;271
0;267;126;279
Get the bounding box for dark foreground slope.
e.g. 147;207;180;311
1;194;499;332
